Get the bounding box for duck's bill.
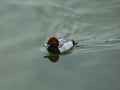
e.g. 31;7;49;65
43;44;50;47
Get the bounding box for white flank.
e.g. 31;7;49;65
59;41;73;53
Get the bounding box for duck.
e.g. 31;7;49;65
43;36;78;54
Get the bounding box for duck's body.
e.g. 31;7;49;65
43;37;77;54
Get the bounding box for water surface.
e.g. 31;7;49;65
0;0;120;90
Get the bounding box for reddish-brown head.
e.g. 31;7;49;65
47;37;59;47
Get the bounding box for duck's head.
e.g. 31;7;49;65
47;37;59;47
45;37;59;47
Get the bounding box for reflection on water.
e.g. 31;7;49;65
44;54;60;62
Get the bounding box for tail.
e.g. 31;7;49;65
72;40;78;45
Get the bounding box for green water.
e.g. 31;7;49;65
0;0;120;90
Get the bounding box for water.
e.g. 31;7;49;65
0;0;120;90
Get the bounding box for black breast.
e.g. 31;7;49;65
47;46;60;54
